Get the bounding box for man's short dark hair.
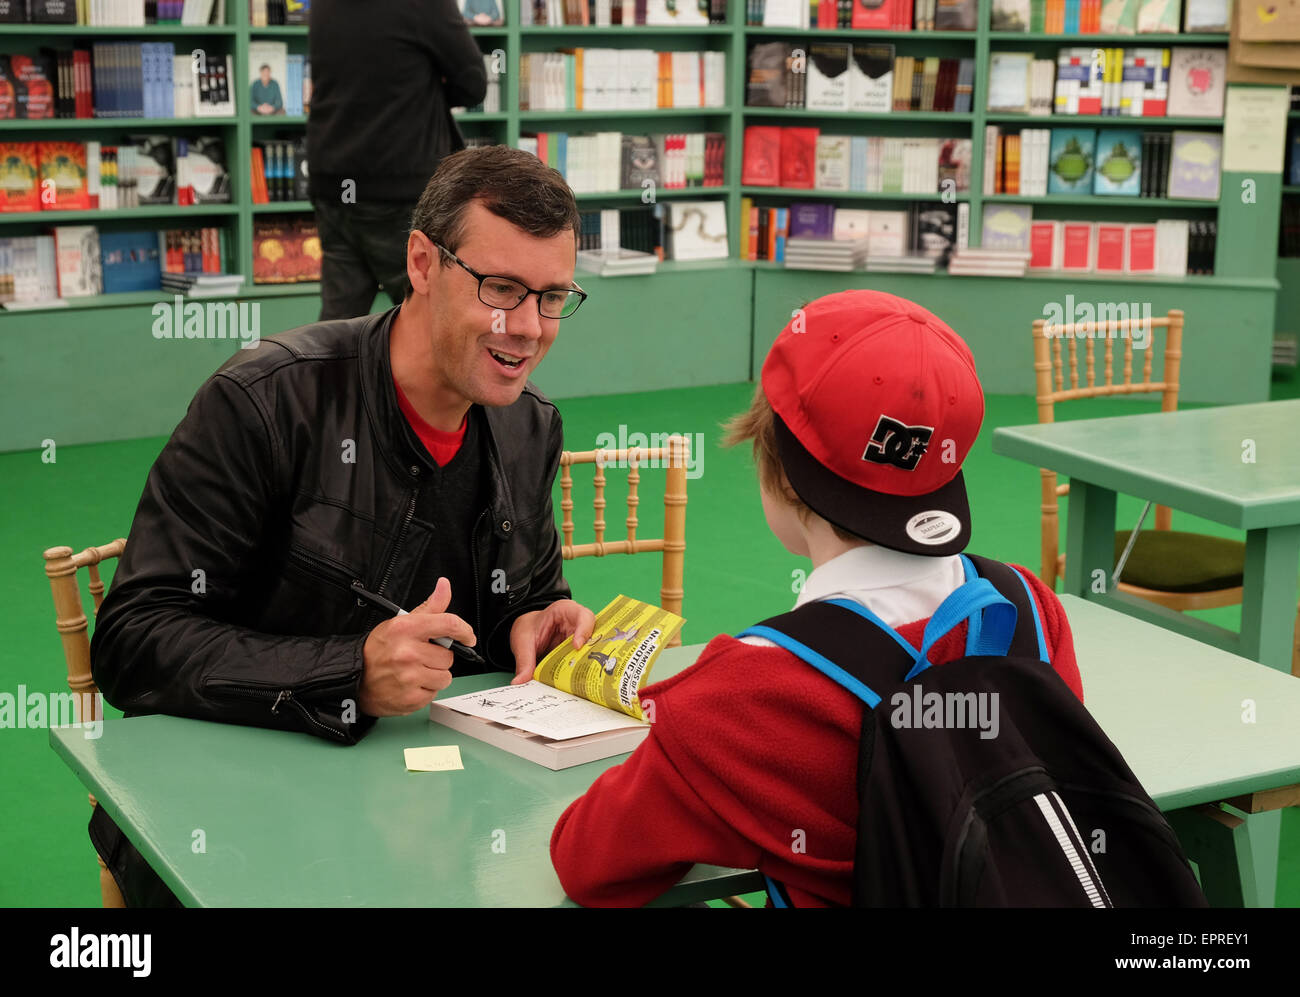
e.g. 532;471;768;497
408;145;581;287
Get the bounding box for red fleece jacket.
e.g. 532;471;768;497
550;565;1082;907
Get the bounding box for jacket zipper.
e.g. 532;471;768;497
377;488;418;600
470;508;488;642
288;544;360;594
217;684;348;742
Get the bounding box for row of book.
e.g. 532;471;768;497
519;50;727;111
746;43;975;114
0;46;233;119
743;126;971;195
985;127;1218;199
249;138;306;203
749;0;977;30
989;47;1225;118
247;42;310;117
524;0;727;25
0;224;229;305
252;216;319;284
991;0;1230;34
249;0;306;26
985;202;1213;274
0;137;229;211
518;132;727;192
0;0;222;23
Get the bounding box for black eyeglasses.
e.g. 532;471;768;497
436;244;587;319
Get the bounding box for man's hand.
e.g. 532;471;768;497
509;599;596;685
359;577;476;716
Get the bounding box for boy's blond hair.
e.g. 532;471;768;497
722;384;865;545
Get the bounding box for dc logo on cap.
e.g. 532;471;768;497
862;415;933;471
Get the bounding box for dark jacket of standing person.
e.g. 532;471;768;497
307;0;488;204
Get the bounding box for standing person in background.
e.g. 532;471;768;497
308;0;487;320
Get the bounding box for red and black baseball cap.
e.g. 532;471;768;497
761;289;984;556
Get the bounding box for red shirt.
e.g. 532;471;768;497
550;565;1082;907
394;378;466;467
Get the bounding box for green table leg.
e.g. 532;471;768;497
1238;524;1300;674
1063;479;1117;600
1166;805;1256;907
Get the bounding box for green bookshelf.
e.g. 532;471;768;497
0;0;1283;453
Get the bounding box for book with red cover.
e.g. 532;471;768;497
741;125;782;186
37;140;89;209
853;0;894;30
0;142;40;211
818;0;838;26
779;127;819;188
1095;223;1126;273
1127;223;1157;273
1061;221;1095;271
1029;220;1058;270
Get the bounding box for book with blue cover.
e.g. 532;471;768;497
1048;128;1096;194
1093;129;1142;196
100;230;162;294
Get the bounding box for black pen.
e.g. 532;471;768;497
351;581;487;667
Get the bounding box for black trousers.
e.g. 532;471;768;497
312;197;416;320
89;804;183;907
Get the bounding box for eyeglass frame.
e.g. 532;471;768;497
434;243;587;319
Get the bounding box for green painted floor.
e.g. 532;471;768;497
2;371;1297;907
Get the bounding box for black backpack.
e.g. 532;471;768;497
739;554;1208;908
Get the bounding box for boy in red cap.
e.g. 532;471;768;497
550;289;1083;907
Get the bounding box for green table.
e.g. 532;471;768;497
52;597;1300;907
993;400;1300;907
992;400;1300;673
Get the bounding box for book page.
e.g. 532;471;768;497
434;682;649;741
532;594;685;720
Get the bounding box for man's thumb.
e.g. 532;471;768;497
412;576;452;615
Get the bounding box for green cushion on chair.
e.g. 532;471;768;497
1111;530;1245;593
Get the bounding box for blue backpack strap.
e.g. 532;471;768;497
905;578;1018;681
962;554;1051;665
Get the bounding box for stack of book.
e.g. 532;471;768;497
578;205;665;256
867;254;938;273
575;247;659;277
1273;335;1298;369
783;235;870;271
160;271;246;298
947;247;1032;277
0;1;225;24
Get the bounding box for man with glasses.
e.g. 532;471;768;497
88;145;595;905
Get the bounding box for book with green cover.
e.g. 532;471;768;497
1048;128;1097;194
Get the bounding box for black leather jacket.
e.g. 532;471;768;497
91;305;571;746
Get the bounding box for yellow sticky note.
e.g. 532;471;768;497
404;745;464;772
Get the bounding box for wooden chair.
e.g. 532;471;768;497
43;539;127;909
559;435;688;646
1033;310;1300;676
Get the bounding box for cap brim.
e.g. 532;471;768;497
773;415;972;556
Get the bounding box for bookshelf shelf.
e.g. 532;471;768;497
518;107;731;119
0;205;240;223
742;108;974;121
250;114;307;125
0;24;238;35
454;111;510;121
982;193;1218;208
986;32;1229;42
251;201;313;213
741;186;964;200
247;25;308;36
572;186;732;200
984;114;1224;126
1284;185;1300;194
743;27;979;39
0;116;237;129
519;25;733;34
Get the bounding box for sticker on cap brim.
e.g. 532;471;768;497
905;510;962;546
